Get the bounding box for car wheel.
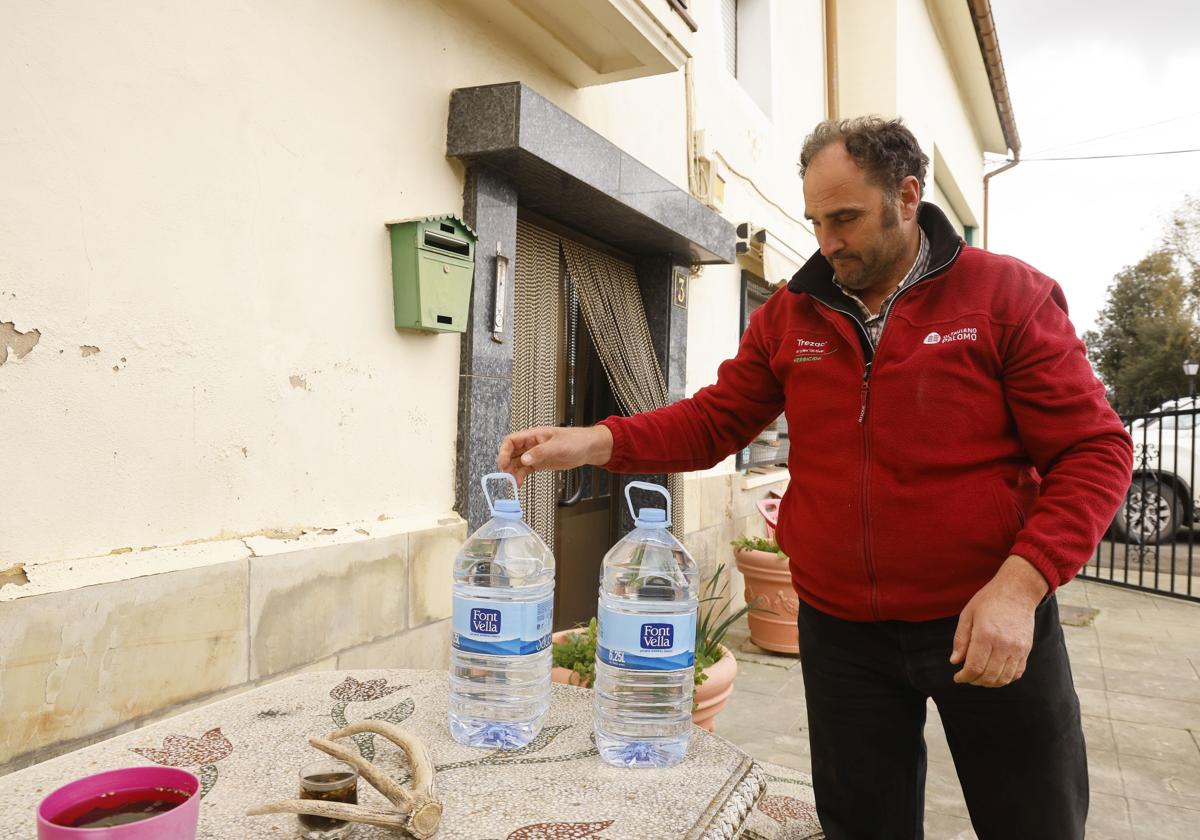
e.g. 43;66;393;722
1112;477;1181;545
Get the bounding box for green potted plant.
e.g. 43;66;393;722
551;617;597;688
549;564;761;732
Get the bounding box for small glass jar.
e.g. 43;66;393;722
297;759;358;840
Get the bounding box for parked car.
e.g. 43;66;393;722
1112;397;1200;544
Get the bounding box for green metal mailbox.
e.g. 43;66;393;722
388;214;476;333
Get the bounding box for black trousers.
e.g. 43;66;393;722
797;597;1087;840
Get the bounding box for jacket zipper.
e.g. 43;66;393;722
811;241;964;621
808;297;882;617
860;382;879;618
858;365;871;423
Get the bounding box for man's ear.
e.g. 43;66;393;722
899;175;921;221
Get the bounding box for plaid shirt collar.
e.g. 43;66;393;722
833;228;931;347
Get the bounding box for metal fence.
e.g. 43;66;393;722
1076;397;1199;601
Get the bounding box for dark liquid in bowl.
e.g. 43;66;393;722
299;772;357;831
50;786;190;828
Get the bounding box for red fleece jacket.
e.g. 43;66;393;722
599;204;1133;622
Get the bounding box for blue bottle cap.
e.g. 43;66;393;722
635;507;668;528
493;499;522;518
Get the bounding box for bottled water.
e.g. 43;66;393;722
593;481;699;768
448;473;554;749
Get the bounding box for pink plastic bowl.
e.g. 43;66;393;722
37;766;201;839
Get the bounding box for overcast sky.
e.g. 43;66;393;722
986;0;1200;336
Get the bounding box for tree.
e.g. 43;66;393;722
1166;193;1200;292
1083;194;1200;412
1083;250;1200;412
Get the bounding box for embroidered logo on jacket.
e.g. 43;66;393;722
793;338;839;363
924;327;977;345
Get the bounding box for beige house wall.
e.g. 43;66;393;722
684;0;825;477
833;0;988;229
897;0;987;228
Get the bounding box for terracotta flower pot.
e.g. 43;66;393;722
734;547;800;654
550;628;593;688
551;630;737;731
693;644;737;732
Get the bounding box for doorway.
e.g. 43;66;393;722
513;216;624;630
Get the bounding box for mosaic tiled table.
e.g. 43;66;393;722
0;669;767;839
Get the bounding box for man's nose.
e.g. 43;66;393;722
819;235;844;260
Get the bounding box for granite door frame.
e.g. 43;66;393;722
448;82;733;531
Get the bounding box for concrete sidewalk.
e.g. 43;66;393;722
716;578;1200;839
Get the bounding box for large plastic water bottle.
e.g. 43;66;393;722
448;473;555;750
593;481;699;768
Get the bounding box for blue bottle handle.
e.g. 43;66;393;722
481;472;520;514
624;480;671;523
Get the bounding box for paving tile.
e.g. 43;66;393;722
922;810;977;839
1127;797;1200;840
1148;598;1200;622
776;670;810;699
1067;642;1102;668
1063;610;1100;632
1090;748;1126;796
1098;632;1169;656
1084;714;1117;753
730;696;806;736
728;659;792;697
1112;720;1200;766
1057;583;1092;607
1096;622;1172;645
1101;644;1197;672
1155;634;1200;660
925;759;970;819
1061;604;1102;627
1072;662;1107;690
732;639;802;670
1108;691;1200;730
1104;668;1200;703
1088;791;1134;839
1165;623;1200;646
1078;686;1111;718
718;729;811;772
1119;752;1200;810
1088;588;1159;609
924;718;954;764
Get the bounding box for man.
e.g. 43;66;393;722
498;117;1132;840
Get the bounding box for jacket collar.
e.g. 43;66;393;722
787;201;963;298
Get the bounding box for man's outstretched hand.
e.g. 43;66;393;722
497;425;613;487
949;554;1049;688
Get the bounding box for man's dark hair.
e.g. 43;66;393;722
799;117;929;200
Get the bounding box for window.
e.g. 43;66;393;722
722;0;773;117
722;0;738;77
737;271;789;472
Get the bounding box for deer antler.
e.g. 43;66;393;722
247;722;443;838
